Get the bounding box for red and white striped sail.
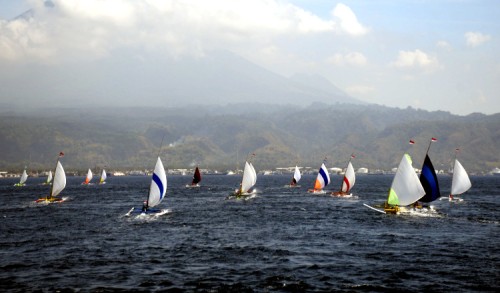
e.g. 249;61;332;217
341;161;356;193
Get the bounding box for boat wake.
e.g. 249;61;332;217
401;207;443;218
124;208;172;221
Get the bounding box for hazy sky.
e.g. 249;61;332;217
0;0;498;115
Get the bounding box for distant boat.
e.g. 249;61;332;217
186;166;201;188
126;156;168;215
230;160;257;198
99;169;107;184
284;165;301;188
448;156;471;202
82;169;93;185
14;169;28;186
331;155;355;197
417;138;440;206
42;170;53;185
308;161;330;194
36;152;66;203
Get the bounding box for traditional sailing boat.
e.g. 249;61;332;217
99;169;107;184
14;169;28;186
127;156;168;215
331;155;356;197
186;166;201;188
382;153;426;214
42;170;53;185
308;160;330;194
231;154;257;198
417;138;440;207
284;165;301;188
82;168;93;185
35;152;66;203
448;149;471;202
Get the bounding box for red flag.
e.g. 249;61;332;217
409;140;415;145
431;137;437;142
59;152;64;157
351;154;356;158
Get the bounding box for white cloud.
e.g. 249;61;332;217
331;3;369;36
0;0;368;63
391;49;439;71
436;40;452;51
327;52;367;66
465;31;491;47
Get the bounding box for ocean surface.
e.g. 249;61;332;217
0;174;498;292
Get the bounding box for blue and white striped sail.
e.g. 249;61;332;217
313;163;330;191
147;157;167;207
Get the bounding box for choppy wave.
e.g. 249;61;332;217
0;174;498;292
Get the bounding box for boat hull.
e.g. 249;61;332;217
35;197;65;203
331;191;353;197
308;189;326;194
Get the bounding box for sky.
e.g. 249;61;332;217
0;0;498;115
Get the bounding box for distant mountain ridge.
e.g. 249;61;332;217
0;103;498;174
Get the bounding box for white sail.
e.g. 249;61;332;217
84;169;93;184
147;157;167;208
240;161;256;193
46;170;53;184
249;162;257;186
99;169;107;184
387;154;425;206
51;161;66;197
19;169;28;185
451;159;471;196
341;161;356;193
293;165;301;183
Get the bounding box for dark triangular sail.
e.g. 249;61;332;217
419;154;441;202
191;166;201;185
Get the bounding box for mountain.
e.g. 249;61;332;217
1;49;361;109
0;104;498;174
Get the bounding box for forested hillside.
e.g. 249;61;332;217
1;104;498;174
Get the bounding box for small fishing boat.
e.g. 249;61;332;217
99;169;107;185
331;155;355;197
44;170;53;185
35;152;66;203
446;149;471;202
126;156;168;216
230;156;257;199
14;169;28;186
364;153;425;214
284;165;301;188
308;161;330;194
82;169;93;185
186;166;201;188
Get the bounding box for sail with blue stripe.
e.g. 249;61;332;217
147;156;167;207
312;162;330;192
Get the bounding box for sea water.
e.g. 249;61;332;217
0;174;498;292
